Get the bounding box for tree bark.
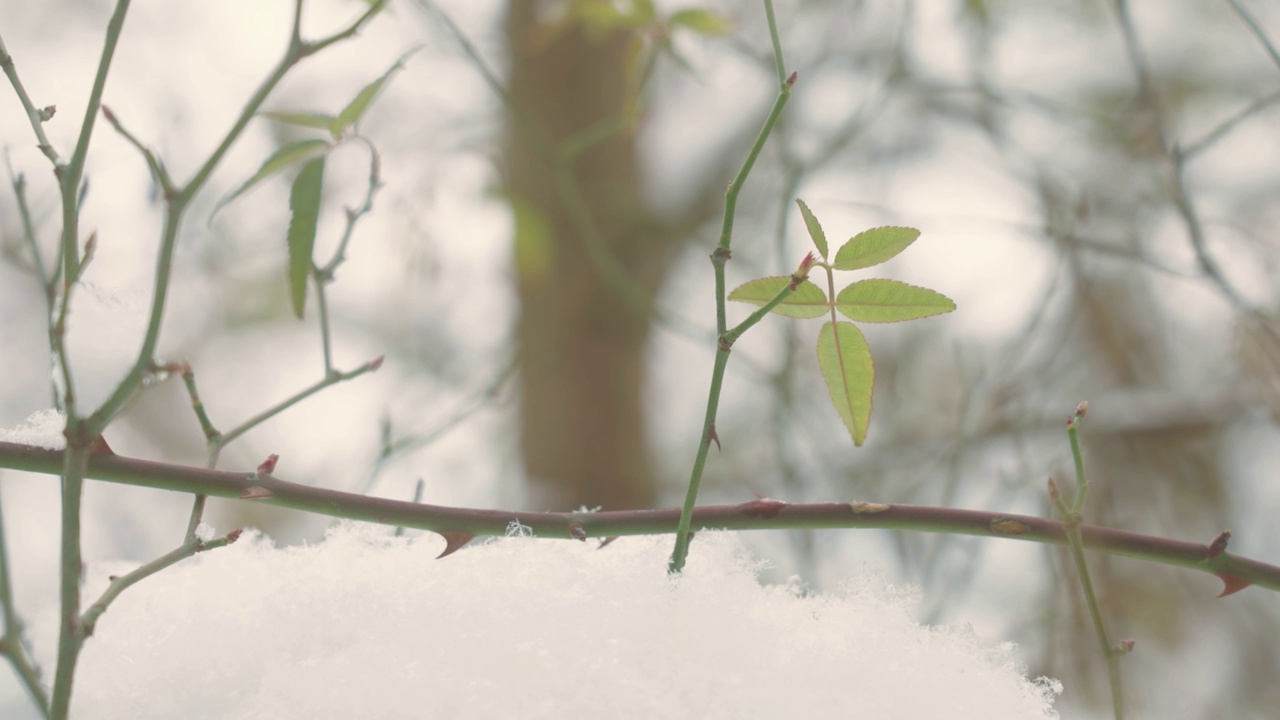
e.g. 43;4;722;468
503;2;673;510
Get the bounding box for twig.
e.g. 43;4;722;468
1227;0;1280;71
2;439;1278;592
1049;402;1127;720
80;530;242;638
0;31;60;165
0;480;50;717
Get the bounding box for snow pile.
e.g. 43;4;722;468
43;525;1060;719
0;409;66;450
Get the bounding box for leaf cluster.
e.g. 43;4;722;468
213;49;416;318
729;199;955;445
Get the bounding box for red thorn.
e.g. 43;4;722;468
436;531;474;559
226;529;243;543
785;71;797;86
89;435;115;456
257;454;279;475
1214;573;1251;598
367;355;385;371
1075;401;1089;418
1116;639;1135;655
707;425;721;452
1206;530;1231;559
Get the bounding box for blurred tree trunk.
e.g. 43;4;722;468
503;1;673;510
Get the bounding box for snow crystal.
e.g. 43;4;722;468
0;409;66;450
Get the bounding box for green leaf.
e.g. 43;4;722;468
832;226;920;271
213;139;330;219
668;8;733;35
330;48;417;138
260;111;337;131
795;198;828;260
286;157;325;319
817;321;874;445
834;279;956;323
728;276;829;319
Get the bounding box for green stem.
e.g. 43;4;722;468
669;2;795;573
1053;404;1126;720
668;348;732;573
50;443;91;720
1067;405;1088;513
764;0;786;86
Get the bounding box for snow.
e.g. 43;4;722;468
33;524;1060;719
0;409;66;450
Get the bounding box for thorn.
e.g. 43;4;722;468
1075;400;1089;418
89;435;115;456
568;522;587;541
597;536;618;549
226;529;243;543
101;105;115;123
257;454;279;475
1215;572;1251;598
240;486;275;500
366;355;385;371
1206;530;1231;559
707;425;721;452
785;71;797;87
1114;639;1135;656
1047;477;1060;503
38;105;56;122
436;531;474;559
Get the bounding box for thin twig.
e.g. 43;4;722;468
1049;403;1126;720
0;481;50;717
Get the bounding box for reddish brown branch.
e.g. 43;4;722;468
1;440;1276;593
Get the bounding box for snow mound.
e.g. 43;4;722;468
59;524;1059;719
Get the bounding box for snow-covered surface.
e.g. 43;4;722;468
36;525;1060;719
0;410;66;450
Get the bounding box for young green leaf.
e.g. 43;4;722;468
795;198;828;260
286;157;325;319
330;48;417;138
728;276;828;318
817;320;874;445
212;139;330;219
834;279;956;323
260;111;338;131
832;226;920;270
668;8;733;35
